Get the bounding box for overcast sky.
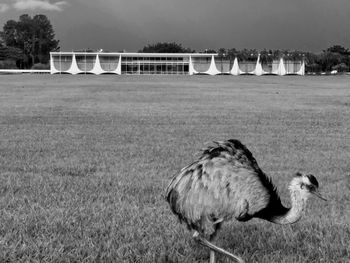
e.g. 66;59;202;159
1;0;350;52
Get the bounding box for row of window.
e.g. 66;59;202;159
121;62;189;65
121;57;187;62
121;64;189;74
52;57;189;63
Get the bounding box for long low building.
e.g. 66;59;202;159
50;52;305;75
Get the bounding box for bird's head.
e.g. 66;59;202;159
290;172;327;201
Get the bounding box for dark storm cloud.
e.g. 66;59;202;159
1;0;350;51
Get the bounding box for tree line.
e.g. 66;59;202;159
1;15;349;73
0;14;59;69
141;43;350;73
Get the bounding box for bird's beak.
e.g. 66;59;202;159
312;190;327;201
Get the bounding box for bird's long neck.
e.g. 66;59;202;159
267;187;307;225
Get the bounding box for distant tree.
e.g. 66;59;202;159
325;45;350;56
33;14;59;62
217;48;227;58
305;62;321;73
271;49;283;60
227;48;238;61
2;20;18;47
304;52;321;73
0;46;24;60
332;63;349;73
0;46;25;69
0;31;4;47
1;14;59;68
320;51;342;72
260;49;273;64
324;45;350;69
236;49;258;61
286;50;305;61
139;42;194;53
75;48;95;52
201;48;217;54
304;52;318;64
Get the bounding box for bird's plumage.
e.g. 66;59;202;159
166;139;325;263
165;139;287;236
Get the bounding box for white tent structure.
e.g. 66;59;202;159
50;52;305;76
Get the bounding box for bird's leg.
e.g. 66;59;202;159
213;218;223;225
192;232;216;263
209;231;218;263
193;231;245;263
209;249;215;263
193;232;215;263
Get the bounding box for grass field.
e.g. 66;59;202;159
0;74;349;263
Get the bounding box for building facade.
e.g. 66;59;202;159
50;52;305;75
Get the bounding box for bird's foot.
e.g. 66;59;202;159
193;231;245;263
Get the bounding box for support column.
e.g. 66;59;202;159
230;57;240;75
254;54;263;76
50;53;59;74
189;56;197;75
297;59;305;76
90;54;105;75
205;55;220;75
278;58;286;76
113;55;122;75
67;53;82;75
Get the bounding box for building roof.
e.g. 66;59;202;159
50;52;218;57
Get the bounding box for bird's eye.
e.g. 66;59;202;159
300;183;304;189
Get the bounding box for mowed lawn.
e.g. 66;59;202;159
0;74;349;263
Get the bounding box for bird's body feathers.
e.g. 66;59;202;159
166;139;284;236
